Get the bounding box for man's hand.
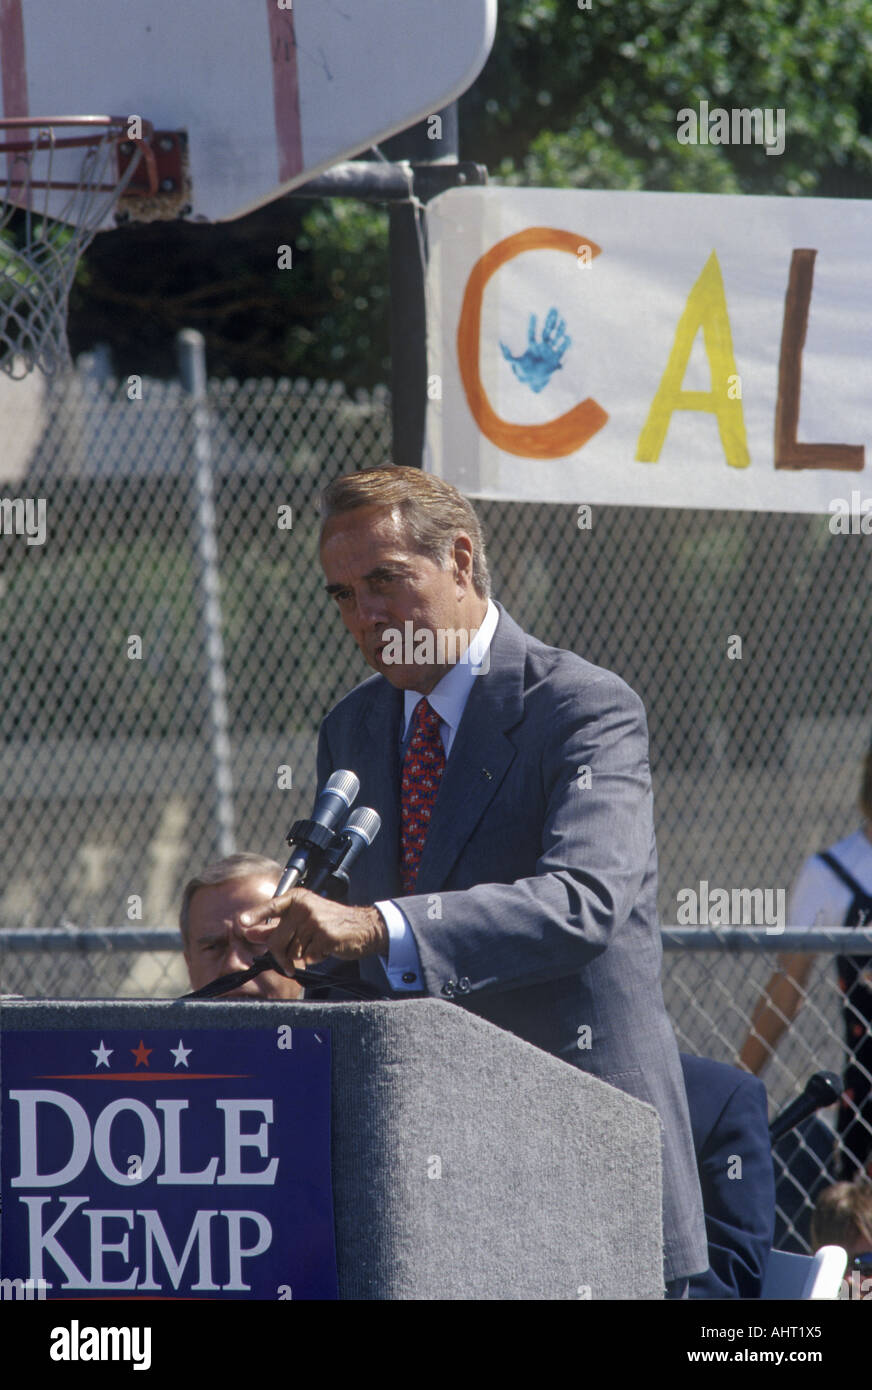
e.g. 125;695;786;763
239;888;389;971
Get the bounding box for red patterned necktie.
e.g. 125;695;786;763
400;697;446;893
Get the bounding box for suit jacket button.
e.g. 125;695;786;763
402;971;417;984
457;977;471;994
441;981;456;998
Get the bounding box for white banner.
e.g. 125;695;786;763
425;187;872;515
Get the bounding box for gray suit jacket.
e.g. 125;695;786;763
316;601;708;1283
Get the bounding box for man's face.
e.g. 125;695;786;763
320;504;483;694
184;875;303;1000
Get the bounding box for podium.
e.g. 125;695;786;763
1;998;664;1299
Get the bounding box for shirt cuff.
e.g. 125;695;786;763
374;900;424;991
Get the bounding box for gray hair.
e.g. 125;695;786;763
320;464;491;599
179;852;284;948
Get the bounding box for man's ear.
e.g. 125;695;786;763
452;532;475;587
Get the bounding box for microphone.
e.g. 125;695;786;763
306;806;382;897
768;1070;843;1143
182;796;381;1001
275;769;359;895
336;806;382;870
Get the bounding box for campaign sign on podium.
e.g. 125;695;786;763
0;1026;338;1299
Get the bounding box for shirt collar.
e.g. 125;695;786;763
402;598;498;741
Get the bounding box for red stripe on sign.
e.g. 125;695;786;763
266;0;303;182
38;1073;250;1081
0;0;29;116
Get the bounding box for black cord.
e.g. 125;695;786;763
181;951;390;1002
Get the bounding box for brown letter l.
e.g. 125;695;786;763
774;249;864;471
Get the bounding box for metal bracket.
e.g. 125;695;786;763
116;130;191;221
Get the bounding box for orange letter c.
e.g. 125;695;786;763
456;227;608;459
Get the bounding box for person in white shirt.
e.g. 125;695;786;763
739;741;872;1180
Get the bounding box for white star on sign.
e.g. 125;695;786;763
170;1039;192;1068
92;1040;113;1068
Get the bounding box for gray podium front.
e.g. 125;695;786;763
1;998;663;1299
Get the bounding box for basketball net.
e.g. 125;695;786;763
0;117;155;379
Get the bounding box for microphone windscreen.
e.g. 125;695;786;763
344;806;381;845
322;769;360;807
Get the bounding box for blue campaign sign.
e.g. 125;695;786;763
0;1026;338;1299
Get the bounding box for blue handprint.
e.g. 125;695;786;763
500;307;571;393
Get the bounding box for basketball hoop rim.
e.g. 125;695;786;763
0;116;159;195
0;114;153;141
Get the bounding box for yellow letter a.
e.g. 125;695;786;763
636;251;749;469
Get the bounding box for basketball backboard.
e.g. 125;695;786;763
0;0;497;228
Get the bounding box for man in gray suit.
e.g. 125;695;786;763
242;465;708;1295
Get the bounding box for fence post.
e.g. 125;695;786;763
176;328;236;858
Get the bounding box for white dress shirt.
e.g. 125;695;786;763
375;598;499;990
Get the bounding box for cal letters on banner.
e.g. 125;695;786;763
425;187;871;514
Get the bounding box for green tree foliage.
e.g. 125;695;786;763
463;0;872;196
65;0;871;384
276;200;389;385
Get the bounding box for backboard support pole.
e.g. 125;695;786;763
387;105;456;471
388;201;428;470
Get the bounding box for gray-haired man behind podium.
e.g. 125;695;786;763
242;466;708;1295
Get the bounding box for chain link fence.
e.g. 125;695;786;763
2;345;871;1251
662;928;872;1253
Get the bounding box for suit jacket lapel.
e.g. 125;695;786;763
413;602;526;894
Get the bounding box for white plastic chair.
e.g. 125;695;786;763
760;1244;847;1299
